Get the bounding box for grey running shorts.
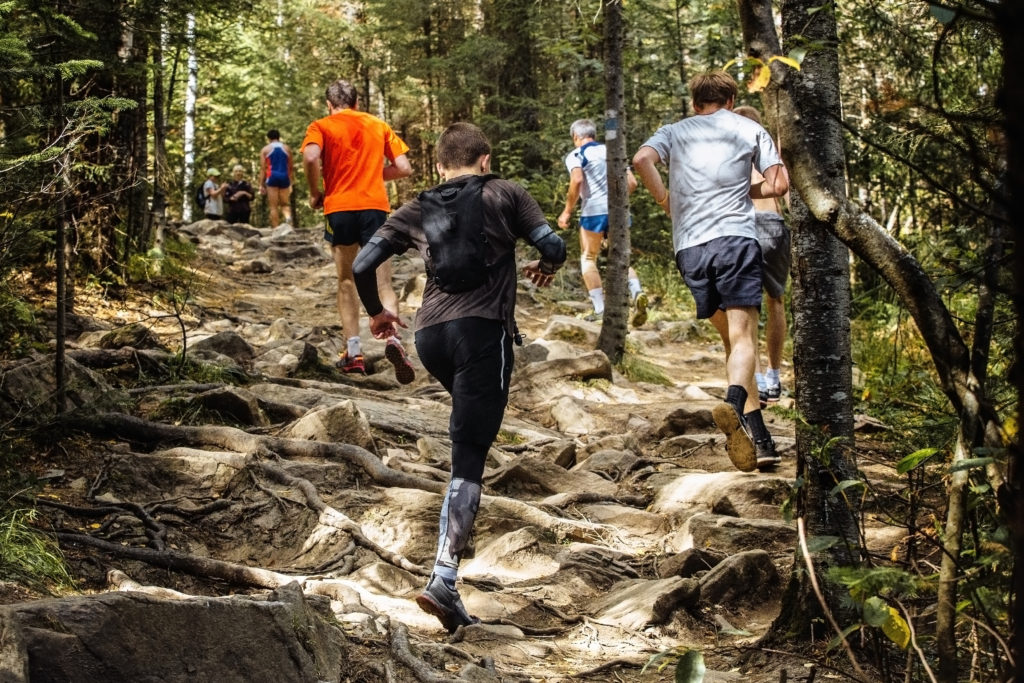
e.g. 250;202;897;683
755;212;791;299
676;235;763;319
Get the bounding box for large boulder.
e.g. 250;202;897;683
0;583;347;683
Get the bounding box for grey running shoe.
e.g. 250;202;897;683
631;292;649;328
582;311;603;322
415;575;480;633
711;402;757;472
755;438;782;470
385;338;415;385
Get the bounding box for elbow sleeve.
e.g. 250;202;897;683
352;236;396;316
527;224;567;267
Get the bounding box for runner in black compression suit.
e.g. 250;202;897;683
352;122;565;633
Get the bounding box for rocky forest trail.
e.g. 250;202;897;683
0;218;899;683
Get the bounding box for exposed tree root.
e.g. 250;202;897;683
482;495;613;543
257;460;429;577
539;491;648;508
571;656;647;678
66;412;445;494
56;531;296;589
389;622;460;683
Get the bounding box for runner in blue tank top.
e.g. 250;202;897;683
259;129;293;227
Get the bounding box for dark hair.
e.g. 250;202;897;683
267;129;281;140
733;105;762;125
689;70;738;109
437;122;490;170
326;79;358;109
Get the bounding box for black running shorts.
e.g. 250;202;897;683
676;235;763;319
324;209;388;247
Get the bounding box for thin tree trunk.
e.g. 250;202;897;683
596;0;629;363
180;13;198;223
55;76;68;416
148;15;169;248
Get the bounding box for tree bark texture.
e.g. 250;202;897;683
597;0;630;363
740;0;1009;671
994;2;1024;680
737;0;1002;446
739;0;861;639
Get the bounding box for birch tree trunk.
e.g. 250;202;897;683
596;0;630;363
180;13;198;223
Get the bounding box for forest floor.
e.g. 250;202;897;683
1;218;905;682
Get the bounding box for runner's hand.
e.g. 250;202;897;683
523;260;556;287
369;310;406;339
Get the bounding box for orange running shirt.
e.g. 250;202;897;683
301;109;410;214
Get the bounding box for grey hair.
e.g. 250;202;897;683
570;119;597;140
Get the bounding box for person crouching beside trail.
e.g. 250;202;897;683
352;122;567;633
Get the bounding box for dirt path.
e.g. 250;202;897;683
8;219;828;682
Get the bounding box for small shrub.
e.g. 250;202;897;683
0;508;74;593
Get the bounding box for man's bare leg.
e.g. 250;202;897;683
725;306;761;415
578;228;604;316
765;293;786;382
267;186;282;227
333;243;362;342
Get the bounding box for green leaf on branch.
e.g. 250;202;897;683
804;535;840;553
950;457;994;473
896;448;939;474
831;479;865;496
864;597;911;649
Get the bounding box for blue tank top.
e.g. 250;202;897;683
264;141;290;187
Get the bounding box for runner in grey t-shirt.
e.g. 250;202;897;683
640;108;781;253
633;70;789;473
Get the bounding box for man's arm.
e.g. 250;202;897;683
750;163;789;199
557;168;584;229
626;168;638;195
285;144;294;182
258;146;268;194
523;223;567;287
632;146;670;214
303;144;324;209
352;235;405;338
383;154;412;182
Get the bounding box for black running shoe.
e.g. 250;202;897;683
415;575;480;634
765;385;782;403
755;438;782;470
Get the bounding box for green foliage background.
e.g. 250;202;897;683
0;0;1015;677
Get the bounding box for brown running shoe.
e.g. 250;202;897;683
712;402;757;472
